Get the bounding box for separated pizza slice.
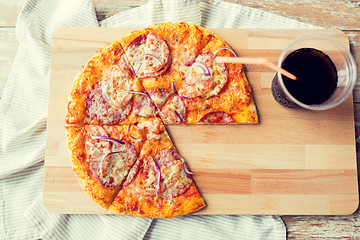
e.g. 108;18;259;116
108;118;205;218
65;124;144;209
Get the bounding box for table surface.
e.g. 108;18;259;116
0;0;359;238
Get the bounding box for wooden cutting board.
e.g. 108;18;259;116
44;28;358;215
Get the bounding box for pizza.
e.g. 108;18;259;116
65;22;258;218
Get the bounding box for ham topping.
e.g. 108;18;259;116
159;95;186;124
86;126;138;188
179;52;228;99
126;32;170;78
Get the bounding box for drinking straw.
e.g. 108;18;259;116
216;57;297;80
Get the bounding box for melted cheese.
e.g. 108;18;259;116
203;60;228;99
86;78;133;125
134;95;155;118
178;54;215;98
138;104;154;117
126;32;169;77
161;168;192;199
160;95;186;124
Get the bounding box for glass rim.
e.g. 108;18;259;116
277;33;357;110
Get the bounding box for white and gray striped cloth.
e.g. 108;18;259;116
0;0;316;239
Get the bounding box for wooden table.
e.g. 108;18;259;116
1;0;359;238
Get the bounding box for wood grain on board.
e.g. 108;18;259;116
43;28;358;215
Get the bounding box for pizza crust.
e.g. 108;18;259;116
109;182;205;218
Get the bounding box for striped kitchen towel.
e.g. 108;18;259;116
0;0;316;239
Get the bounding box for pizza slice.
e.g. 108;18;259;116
65;124;144;209
109;118;205;218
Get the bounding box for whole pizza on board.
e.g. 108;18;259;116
65;22;258;218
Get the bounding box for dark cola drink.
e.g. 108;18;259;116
281;48;338;105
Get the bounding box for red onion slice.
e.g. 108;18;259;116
152;157;161;196
173;154;193;178
213;47;237;57
177;94;189;100
91;136;125;145
133;54;145;74
124;90;149;97
127;123;142;141
102;90;111;102
100;151;122;175
182;160;194;178
134;54;165;76
193;61;211;76
173;79;189;99
144;54;162;65
125;90;156;115
174;110;184;123
172;79;178;94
